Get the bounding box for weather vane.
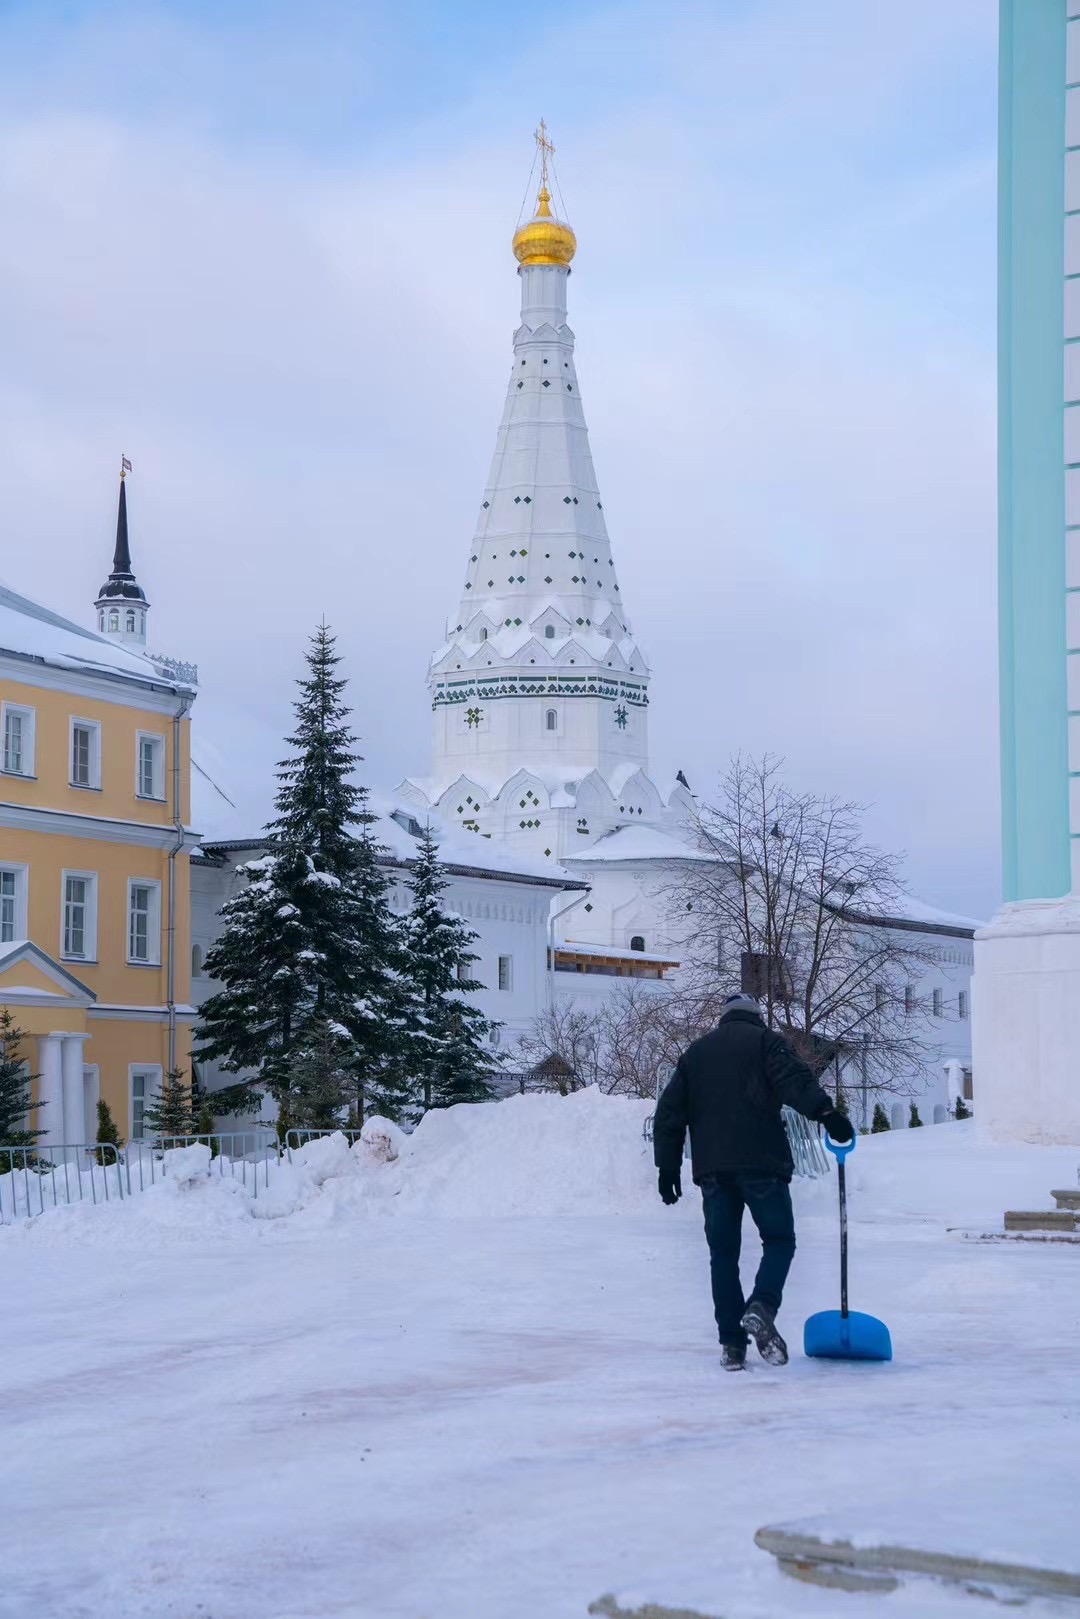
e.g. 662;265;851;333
534;118;555;191
120;455;132;481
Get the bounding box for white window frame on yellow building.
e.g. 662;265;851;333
1;700;36;776
69;716;102;790
129;1063;162;1140
0;862;29;943
61;868;98;962
127;877;162;966
135;730;166;801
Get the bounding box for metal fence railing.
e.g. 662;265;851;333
122;1132;280;1198
1;1126;351;1222
640;1107;831;1180
284;1127;364;1161
0;1144;125;1222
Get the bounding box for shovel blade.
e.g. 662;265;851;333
804;1308;893;1362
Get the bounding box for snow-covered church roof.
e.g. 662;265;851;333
561;823;715;864
189;746;582;891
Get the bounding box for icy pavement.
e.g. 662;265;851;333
2;1103;1078;1619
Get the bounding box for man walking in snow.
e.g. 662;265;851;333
653;991;853;1370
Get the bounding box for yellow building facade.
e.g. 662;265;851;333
0;484;197;1152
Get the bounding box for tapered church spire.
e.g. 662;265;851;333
95;457;149;647
398;132;686;861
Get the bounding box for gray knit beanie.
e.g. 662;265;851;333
720;992;762;1019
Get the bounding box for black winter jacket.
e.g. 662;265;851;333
653;1010;834;1184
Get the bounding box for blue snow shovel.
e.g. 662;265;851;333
804;1129;893;1362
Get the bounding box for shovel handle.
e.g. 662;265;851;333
823;1125;857;1164
822;1126;855;1318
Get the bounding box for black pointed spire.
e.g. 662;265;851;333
95;462;149;645
112;475;133;578
675;769;691;791
96;463;148;611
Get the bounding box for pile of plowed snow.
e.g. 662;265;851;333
0;1089;675;1243
6;1091;1073;1246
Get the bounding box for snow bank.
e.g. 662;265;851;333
814;1120;1079;1231
345;1088;661;1220
3;1093;1077;1247
0;1091;663;1243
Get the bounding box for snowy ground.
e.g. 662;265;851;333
3;1095;1079;1619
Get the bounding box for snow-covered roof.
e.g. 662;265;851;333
190;755;582;891
0;582;192;693
557;940;680;966
853;893;985;937
372;799;579;886
887;894;986;932
562;824;714;865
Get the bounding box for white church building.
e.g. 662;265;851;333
93;139;977;1124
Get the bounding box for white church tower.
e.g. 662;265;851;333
399;127;690;862
95;459;149;649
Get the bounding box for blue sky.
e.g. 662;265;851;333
0;0;1000;914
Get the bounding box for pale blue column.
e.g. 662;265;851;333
998;0;1071;902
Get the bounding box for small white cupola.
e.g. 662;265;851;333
95;458;149;648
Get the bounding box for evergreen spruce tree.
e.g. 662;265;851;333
954;1093;971;1121
142;1068;197;1139
289;1018;353;1128
94;1098;123;1165
908;1101;924;1128
0;1008;42;1147
197;624;405;1121
834;1084;850;1117
871;1101;891;1133
400;826;496;1113
193;1100;221;1157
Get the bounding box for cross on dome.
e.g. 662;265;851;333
512;120;576;267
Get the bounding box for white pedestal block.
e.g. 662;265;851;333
972;896;1080;1145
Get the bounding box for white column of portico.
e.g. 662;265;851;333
61;1034;91;1158
36;1034;65;1158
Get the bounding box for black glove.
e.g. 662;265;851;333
658;1168;682;1205
819;1109;854;1145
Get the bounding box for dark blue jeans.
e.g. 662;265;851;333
701;1173;797;1348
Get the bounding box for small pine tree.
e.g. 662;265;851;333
871;1102;891;1133
195;1100;219;1157
908;1102;924;1128
0;1007;42;1147
834;1085;850;1117
399;826;496;1114
290;1019;353;1128
954;1094;971;1121
93;1098;123;1165
141;1068;197;1140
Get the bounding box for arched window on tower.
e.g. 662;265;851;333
191;945;203;977
139;610;146;633
545;624;556;639
546;709;558;732
98;610;104;632
108;610;119;632
126;611;136;633
479;627;488;641
630;935;645;953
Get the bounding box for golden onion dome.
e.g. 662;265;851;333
512;186;577;267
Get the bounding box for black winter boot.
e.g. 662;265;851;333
740;1301;788;1366
720;1343;746;1371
